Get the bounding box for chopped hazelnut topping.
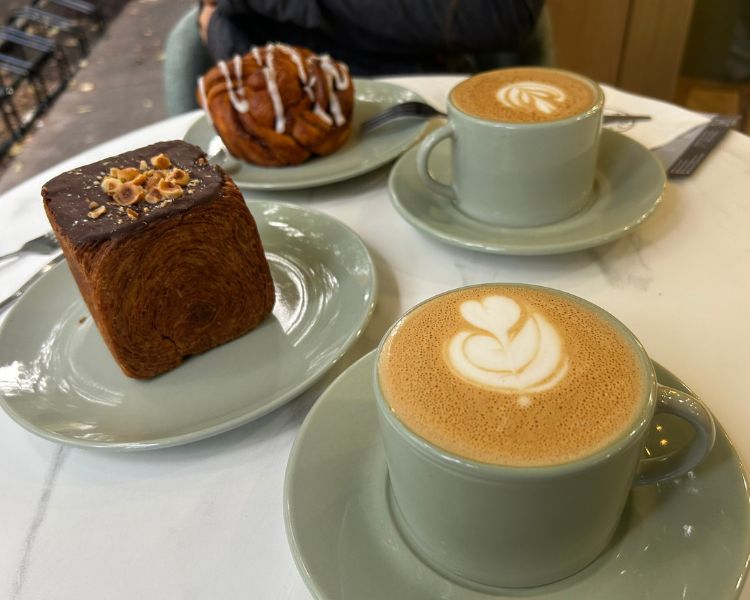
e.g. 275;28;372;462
145;188;163;204
118;167;141;182
146;171;165;190
88;205;107;219
167;168;190;186
95;153;193;213
150;153;171;169
113;182;145;206
157;178;183;199
101;177;122;194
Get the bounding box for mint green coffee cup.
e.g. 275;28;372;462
374;284;715;589
417;68;604;227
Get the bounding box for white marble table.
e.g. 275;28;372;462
0;77;748;599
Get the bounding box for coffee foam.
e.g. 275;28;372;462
495;81;566;115
448;295;569;399
451;68;596;123
378;286;645;467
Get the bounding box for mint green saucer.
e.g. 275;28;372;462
284;352;750;599
184;79;429;190
0;201;376;450
388;129;666;255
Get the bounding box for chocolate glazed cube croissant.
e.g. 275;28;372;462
197;44;354;166
42;140;275;379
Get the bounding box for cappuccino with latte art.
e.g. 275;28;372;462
377;284;646;466
451;67;597;123
375;284;715;588
416;67;603;227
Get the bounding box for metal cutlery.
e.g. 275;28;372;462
0;231;58;263
666;115;740;178
360;102;445;133
360;101;652;133
206;135;241;173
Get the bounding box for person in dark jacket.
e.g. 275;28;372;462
164;0;549;115
198;0;546;76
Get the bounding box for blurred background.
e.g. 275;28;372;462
0;0;746;194
547;0;749;127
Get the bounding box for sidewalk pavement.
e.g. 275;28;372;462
0;0;193;195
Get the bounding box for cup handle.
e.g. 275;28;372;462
416;123;456;200
635;385;716;485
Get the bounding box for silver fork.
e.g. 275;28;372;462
360;102;445;134
0;231;59;264
206;136;241;173
361;102;652;134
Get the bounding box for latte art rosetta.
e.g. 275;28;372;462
495;81;566;115
447;296;568;401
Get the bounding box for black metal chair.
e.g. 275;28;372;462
32;0;103;27
12;6;90;56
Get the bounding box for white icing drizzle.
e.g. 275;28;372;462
216;43;352;132
232;55;250;112
274;43;307;84
262;47;286;133
313;54;349;127
303;74;316;101
313;104;333;125
218;59;249;113
233;54;245;91
319;54;350;91
197;76;213;125
316;59;346;127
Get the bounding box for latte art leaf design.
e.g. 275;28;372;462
495;81;567;115
447;296;569;399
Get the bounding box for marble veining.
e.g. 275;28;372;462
0;78;748;600
11;446;69;599
593;234;653;292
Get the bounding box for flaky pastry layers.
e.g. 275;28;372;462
197;44;354;166
42;140;275;379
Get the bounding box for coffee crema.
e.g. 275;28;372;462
451;68;597;123
378;286;646;467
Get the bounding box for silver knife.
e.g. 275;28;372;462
667;115;740;178
602;115;651;124
0;253;66;317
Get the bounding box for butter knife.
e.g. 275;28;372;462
667;115;740;178
0;254;65;317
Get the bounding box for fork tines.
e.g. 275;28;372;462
360;101;443;133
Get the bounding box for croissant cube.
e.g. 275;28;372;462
197;44;354;166
42;140;275;379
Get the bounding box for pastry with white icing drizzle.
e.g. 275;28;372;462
197;44;354;167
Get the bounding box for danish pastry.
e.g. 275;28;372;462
197;44;354;167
